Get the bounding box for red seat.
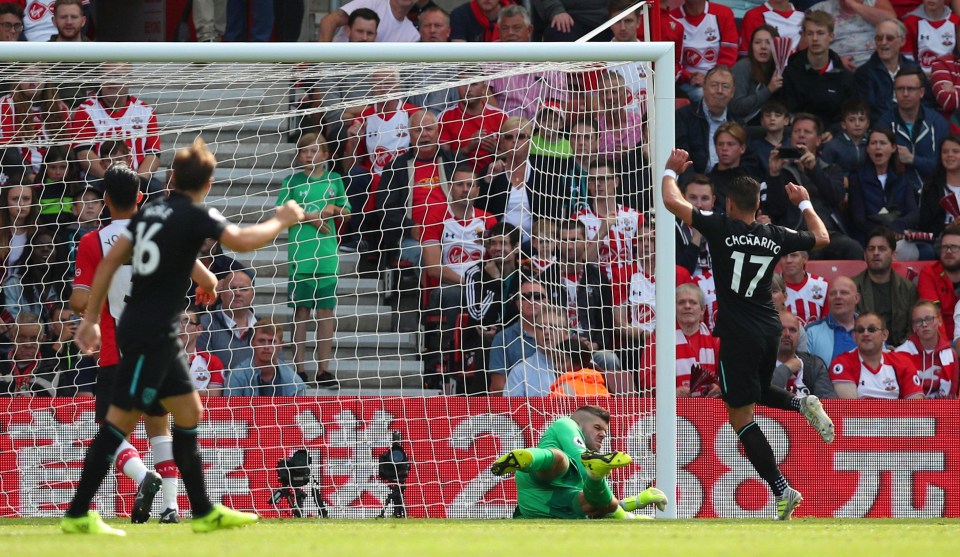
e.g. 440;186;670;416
892;260;936;284
789;260;866;282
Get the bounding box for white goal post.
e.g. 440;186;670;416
0;41;677;519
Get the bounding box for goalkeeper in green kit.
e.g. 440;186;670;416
491;405;667;519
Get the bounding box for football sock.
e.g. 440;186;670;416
760;385;796;412
151;435;179;510
608;505;635;519
67;422;127;518
172;425;213;517
581;474;614;509
523;448;556;472
789;396;803;411
736;421;786;497
114;440;148;484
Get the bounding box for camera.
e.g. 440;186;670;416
377;431;410;518
271;449;328;518
777;146;803;160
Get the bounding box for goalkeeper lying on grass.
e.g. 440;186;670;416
492;405;667;519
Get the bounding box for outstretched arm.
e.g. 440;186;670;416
785;182;830;249
218;200;305;253
662;149;696;226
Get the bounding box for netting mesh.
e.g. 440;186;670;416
0;58;660;518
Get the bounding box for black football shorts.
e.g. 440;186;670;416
717;331;781;408
112;328;195;416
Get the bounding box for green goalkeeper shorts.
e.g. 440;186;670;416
289;274;338;309
515;471;585;519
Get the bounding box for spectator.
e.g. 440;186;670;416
44;301;90;397
932;37;960;130
899;300;959;398
372;109;455;267
548;339;610;397
830;312;924;399
902;0;960;75
708;122;763;205
407;7;458;114
639;283;721;397
607;0;648;116
279;132;350;387
568;118;599;210
731;25;784;125
542;219;621;385
781;250;829;323
574;158;643;277
876;67;950;193
488;277;547;394
460;222;521;394
503;304;567;397
918;221;960;338
527;217;558;273
820;100;870;176
226;318;306;396
479;116;580;230
417;5;450;42
530;101;571;159
63;184;102;269
405;0;438;28
450;0;506;42
0;311;58;396
0;183;38;282
739;0;803;58
594;71;645;160
807;0;896;69
0;79;71;177
765;112;864;259
779;10;860;131
531;0;609;42
225;0;273;42
771;272;807;350
670;0;738;104
749;100;790;177
67;65;161;183
676;65;740;178
852;227;919;346
193;0;227;42
676;175;715;277
345;70;420;177
917;134;960;240
438;72;506;170
487;5;567;120
0;2;23;41
179;307;225;397
3;227;70;320
772;309;837;398
847;128;924;256
89;139;164;198
48;0;88;42
318;0;419;43
346;7;380;42
857;19;929;124
198;269;258;370
35;145;82;227
806;275;860;367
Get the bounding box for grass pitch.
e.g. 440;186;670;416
3;518;960;557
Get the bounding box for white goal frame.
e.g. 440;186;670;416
0;41;678;519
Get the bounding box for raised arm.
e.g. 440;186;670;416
218;200;305;253
785;182;830;249
662;149;696;225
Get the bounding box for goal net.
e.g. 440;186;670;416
0;42;679;519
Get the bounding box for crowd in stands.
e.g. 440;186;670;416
3;0;960;400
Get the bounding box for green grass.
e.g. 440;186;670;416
4;518;960;557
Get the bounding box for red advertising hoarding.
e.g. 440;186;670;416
1;398;956;518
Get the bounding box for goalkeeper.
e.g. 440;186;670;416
491;405;667;519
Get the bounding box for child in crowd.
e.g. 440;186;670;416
530;100;572;159
35;146;81;227
750;100;790;176
821;100;870;175
278;132;351;388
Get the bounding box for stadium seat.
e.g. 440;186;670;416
783;260;866;282
892;260;936;284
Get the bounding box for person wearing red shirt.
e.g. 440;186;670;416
640;282;721;397
902;0;960;74
438;74;506;171
179;306;225;397
896;300;959;399
670;0;738;103
917;221;960;338
830;312;925;399
738;0;804;57
67;66;160;183
780;250;829;323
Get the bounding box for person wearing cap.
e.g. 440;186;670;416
530;100;572;159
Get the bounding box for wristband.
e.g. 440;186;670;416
663;169;679;181
798;200;813;213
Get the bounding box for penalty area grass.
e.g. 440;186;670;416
2;518;960;557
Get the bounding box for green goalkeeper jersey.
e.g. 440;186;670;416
277;169;349;276
514;417;591;518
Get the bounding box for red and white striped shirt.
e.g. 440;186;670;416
895;335;959;399
931;53;960;115
356;102;420;176
785;272;829;324
903;8;960;74
738;2;803;57
694;270;718;332
438;102;506;171
68;95;161;170
671;1;739;81
830;349;924;399
573;205;643;276
420;205;497;279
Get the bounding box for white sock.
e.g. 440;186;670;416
150;435;179;511
114;440;148;484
